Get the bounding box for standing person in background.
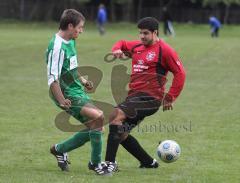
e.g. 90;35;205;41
162;7;175;37
97;4;107;35
209;16;221;37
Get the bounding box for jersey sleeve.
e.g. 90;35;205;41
112;40;141;52
162;44;186;101
47;45;65;86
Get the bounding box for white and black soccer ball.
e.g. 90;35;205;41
157;140;181;163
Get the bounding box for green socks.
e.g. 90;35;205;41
56;130;103;165
89;130;103;165
56;130;90;153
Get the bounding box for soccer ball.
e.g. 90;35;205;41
157;140;181;163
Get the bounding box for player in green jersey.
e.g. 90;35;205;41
46;9;110;176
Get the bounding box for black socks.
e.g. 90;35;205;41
105;125;122;162
121;134;153;165
105;125;154;165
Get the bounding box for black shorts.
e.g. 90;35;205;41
117;92;161;132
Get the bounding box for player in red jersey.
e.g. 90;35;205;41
104;17;186;172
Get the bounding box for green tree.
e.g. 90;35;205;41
110;0;134;22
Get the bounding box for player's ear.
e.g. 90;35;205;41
153;30;158;36
68;23;74;30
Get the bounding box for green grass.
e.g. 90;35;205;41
0;21;240;183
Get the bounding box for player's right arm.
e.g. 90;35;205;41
111;40;141;58
47;47;71;109
50;82;71;109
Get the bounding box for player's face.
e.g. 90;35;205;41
139;29;154;45
69;21;84;39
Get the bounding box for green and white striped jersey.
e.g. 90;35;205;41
46;34;85;97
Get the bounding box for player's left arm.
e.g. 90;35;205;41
74;40;93;91
78;74;93;90
162;48;186;111
111;40;141;58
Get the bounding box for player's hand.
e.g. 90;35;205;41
112;49;124;58
162;94;173;112
59;99;72;110
84;80;94;90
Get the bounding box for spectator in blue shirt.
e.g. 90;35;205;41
97;4;107;35
209;16;221;37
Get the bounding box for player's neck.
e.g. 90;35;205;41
146;37;160;47
152;37;160;45
58;30;71;41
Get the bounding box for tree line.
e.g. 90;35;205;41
1;0;240;24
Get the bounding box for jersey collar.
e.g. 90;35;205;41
56;33;70;44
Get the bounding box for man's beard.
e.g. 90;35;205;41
142;39;153;46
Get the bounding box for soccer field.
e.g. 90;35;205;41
0;22;240;183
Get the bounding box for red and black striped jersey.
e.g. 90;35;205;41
112;39;186;101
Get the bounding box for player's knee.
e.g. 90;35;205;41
120;132;129;142
108;125;122;140
108;125;129;143
97;111;104;122
109;108;118;121
95;112;104;125
91;110;104;122
88;110;105;130
109;108;126;125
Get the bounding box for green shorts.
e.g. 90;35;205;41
66;95;92;123
50;92;91;123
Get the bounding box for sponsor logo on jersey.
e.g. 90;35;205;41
70;56;78;70
137;59;144;65
146;51;156;61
